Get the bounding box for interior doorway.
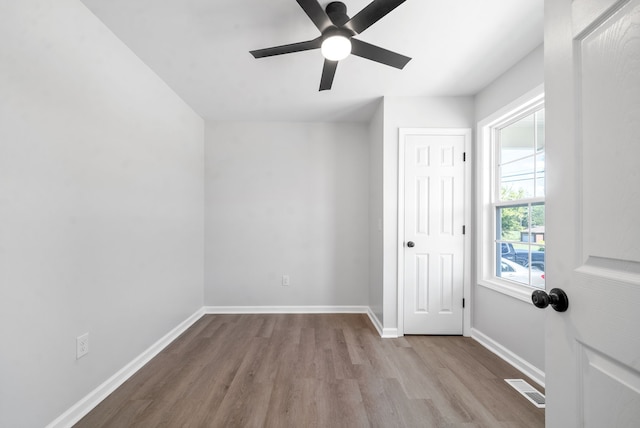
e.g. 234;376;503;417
398;128;471;335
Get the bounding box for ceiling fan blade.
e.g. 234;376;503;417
319;59;338;91
296;0;333;32
250;37;322;58
350;39;411;69
345;0;406;34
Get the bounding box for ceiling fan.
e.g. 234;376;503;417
250;0;411;91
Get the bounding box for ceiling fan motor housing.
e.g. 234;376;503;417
326;2;350;26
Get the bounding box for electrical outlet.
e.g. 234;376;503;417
76;333;89;359
282;275;290;286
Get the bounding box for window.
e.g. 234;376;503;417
494;108;545;289
477;88;545;301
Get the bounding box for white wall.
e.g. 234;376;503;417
473;44;545;373
475;44;545;121
204;121;369;307
368;100;385;324
0;2;205;427
382;97;475;331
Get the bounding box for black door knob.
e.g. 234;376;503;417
531;288;569;312
406;241;415;248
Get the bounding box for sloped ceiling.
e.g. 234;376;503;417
80;0;543;121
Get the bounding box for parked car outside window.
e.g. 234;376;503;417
499;257;545;289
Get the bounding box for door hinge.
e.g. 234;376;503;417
463;298;466;308
463;152;466;162
462;225;466;235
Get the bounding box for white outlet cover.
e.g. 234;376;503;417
76;333;89;359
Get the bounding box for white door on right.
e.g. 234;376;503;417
545;0;640;427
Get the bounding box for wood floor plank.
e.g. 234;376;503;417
358;378;401;427
74;314;544;428
382;378;445;427
315;379;370;428
263;378;318;428
342;325;368;365
329;328;357;380
209;380;273;427
435;367;504;427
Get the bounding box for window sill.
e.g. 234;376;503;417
477;279;538;304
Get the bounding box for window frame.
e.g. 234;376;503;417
476;86;545;302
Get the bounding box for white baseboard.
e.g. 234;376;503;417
203;306;399;339
46;308;205;428
366;308;384;336
381;328;399;338
471;328;545;388
204;305;369;314
364;308;399;338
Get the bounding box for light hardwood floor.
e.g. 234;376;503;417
75;314;544;427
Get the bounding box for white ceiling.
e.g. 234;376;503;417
80;0;543;122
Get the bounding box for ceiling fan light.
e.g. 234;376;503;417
321;35;352;61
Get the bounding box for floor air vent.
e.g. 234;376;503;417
505;379;545;408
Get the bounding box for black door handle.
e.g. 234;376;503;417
406;241;415;248
532;288;569;312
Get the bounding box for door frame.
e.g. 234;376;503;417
397;128;472;337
